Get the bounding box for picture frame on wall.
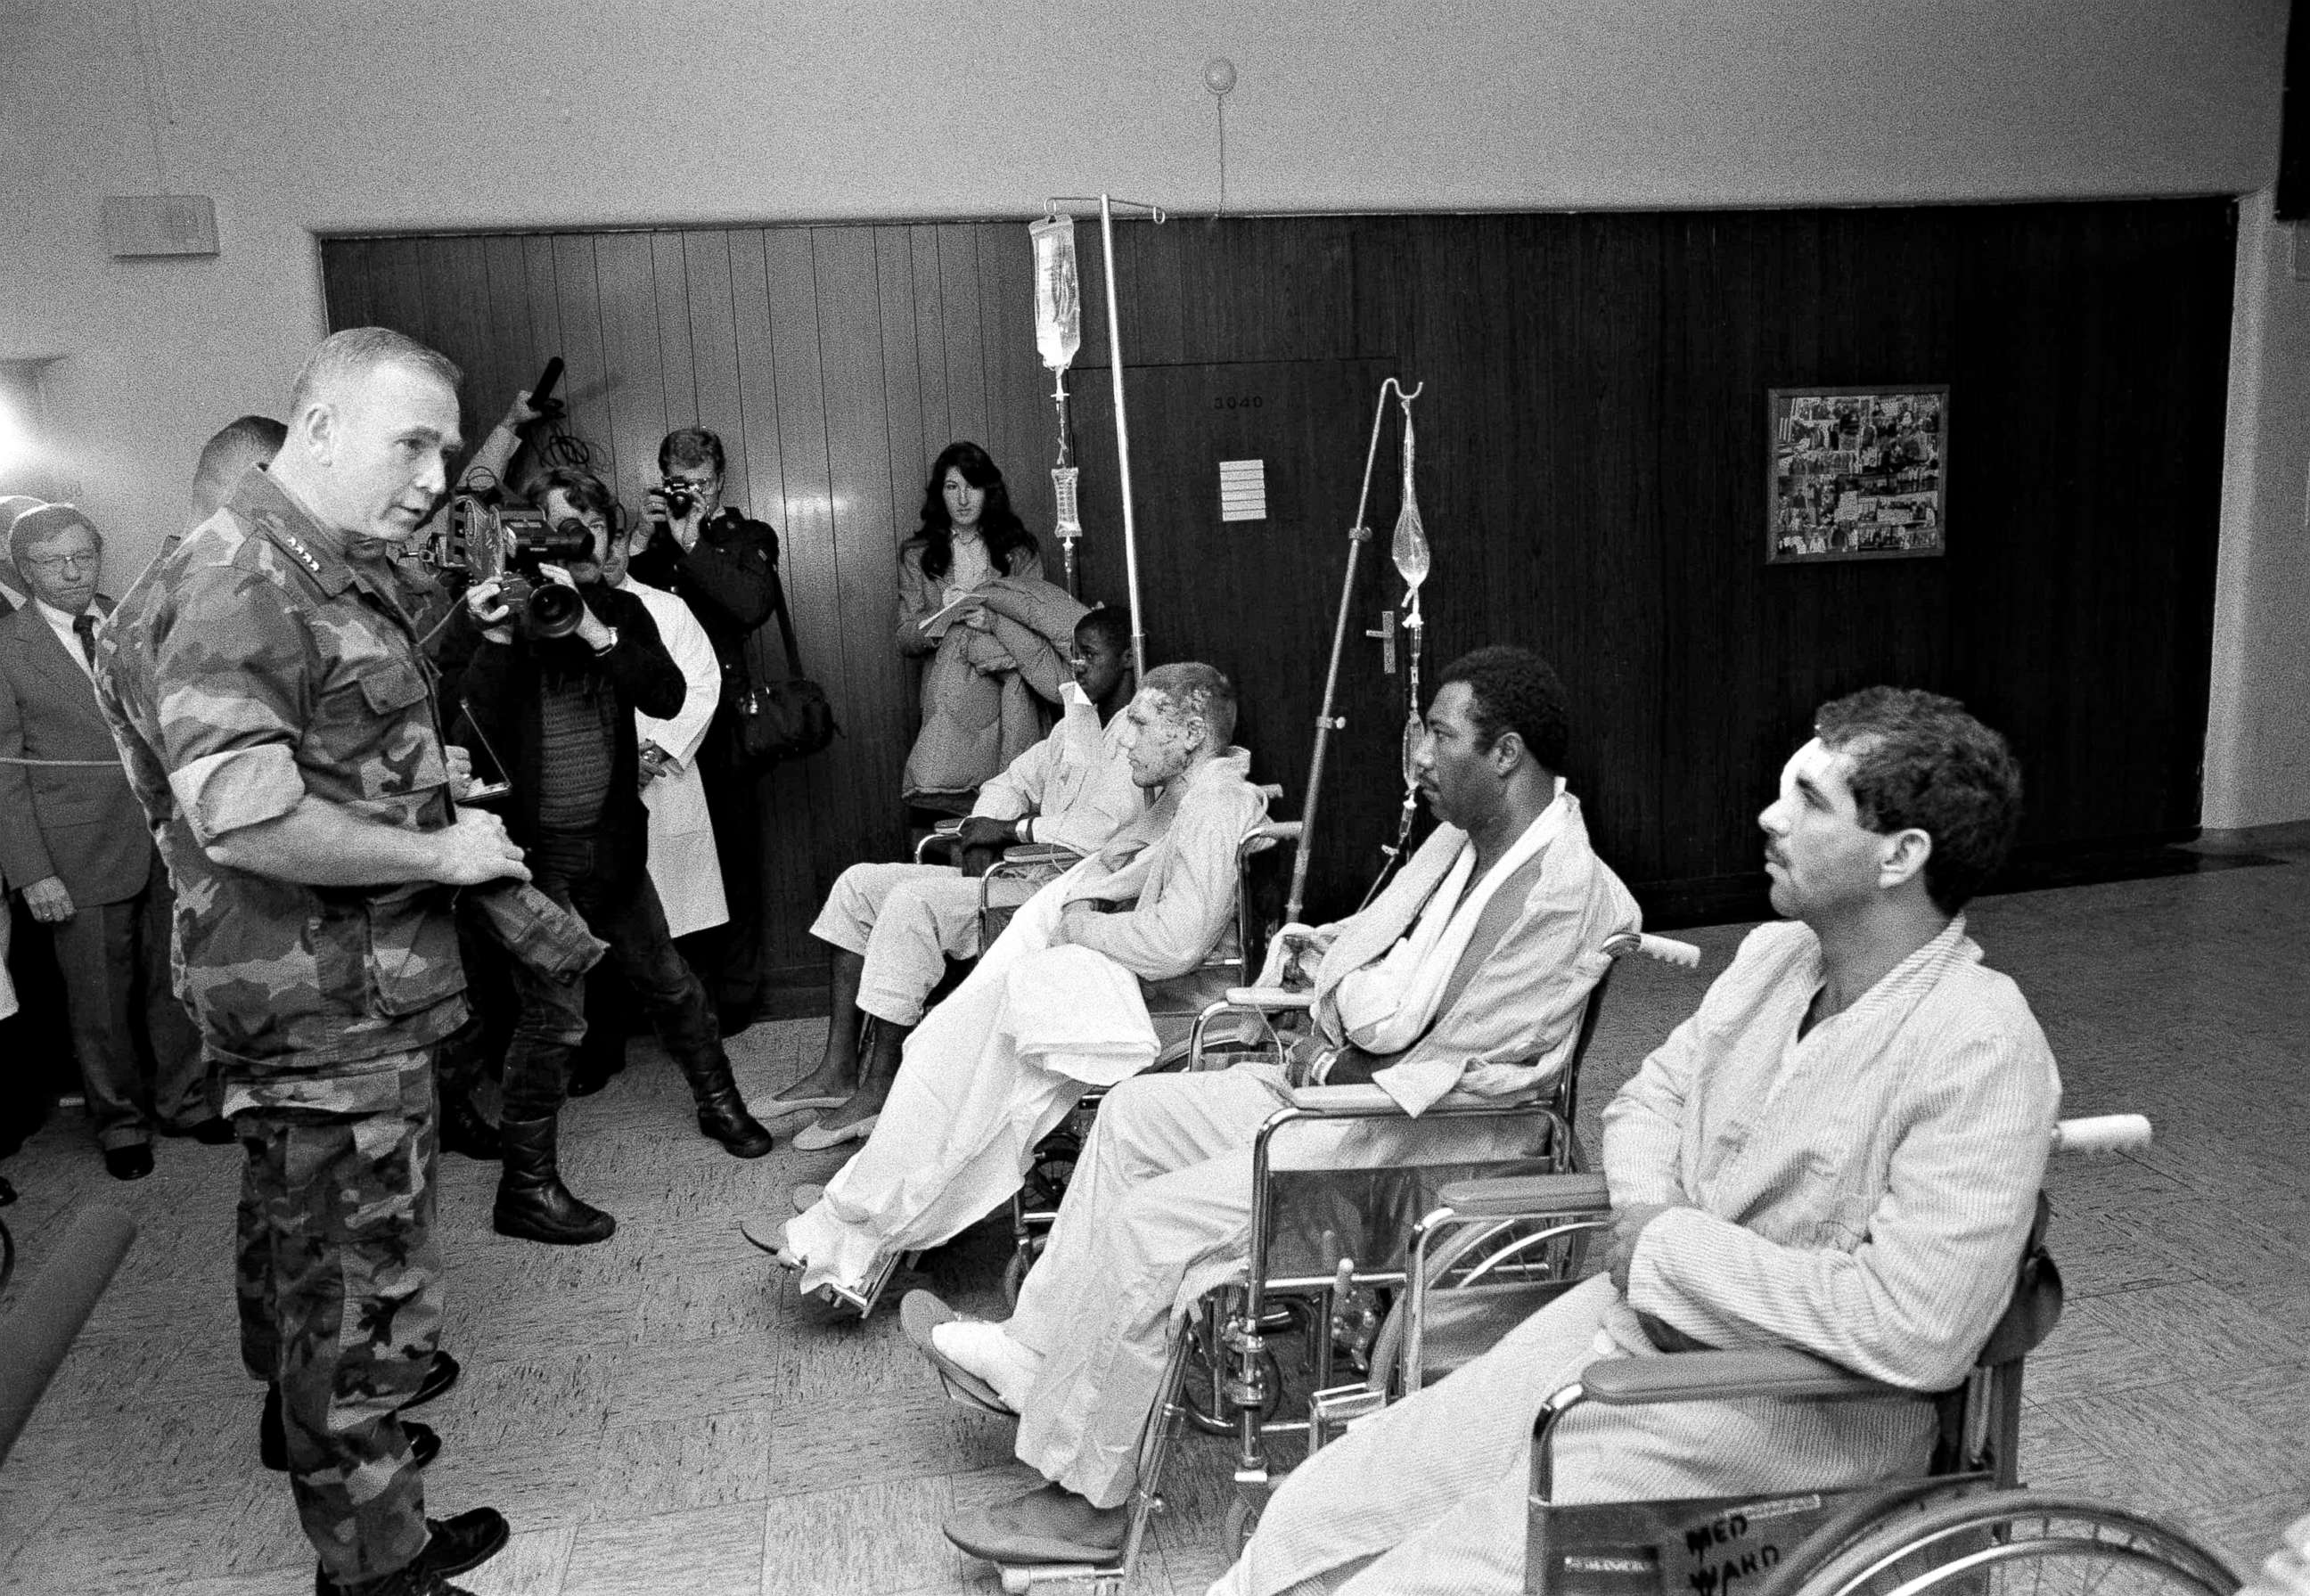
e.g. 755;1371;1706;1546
1767;385;1947;564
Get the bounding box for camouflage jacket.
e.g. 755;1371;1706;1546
94;468;469;1078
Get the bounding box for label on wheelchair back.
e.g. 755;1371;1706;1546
1529;1492;1829;1596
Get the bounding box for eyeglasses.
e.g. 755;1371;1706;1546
21;551;97;574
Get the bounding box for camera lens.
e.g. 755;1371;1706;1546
526;581;585;641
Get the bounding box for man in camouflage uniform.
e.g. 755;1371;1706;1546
95;328;528;1596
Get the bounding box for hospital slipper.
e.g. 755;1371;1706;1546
901;1290;1018;1418
943;1484;1126;1566
790;1183;826;1214
758;1093;848;1122
792;1113;878;1152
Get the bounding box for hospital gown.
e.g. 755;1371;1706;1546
1212;914;2061;1596
785;749;1266;1299
1008;797;1638;1508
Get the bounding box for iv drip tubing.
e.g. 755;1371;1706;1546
1285;377;1424;926
1102;195;1148;680
1046;192;1165;679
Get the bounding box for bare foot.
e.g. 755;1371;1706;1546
774;1054;856;1104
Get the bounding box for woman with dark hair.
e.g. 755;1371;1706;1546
897;443;1085;809
900;441;1042;609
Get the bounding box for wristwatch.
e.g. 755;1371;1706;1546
590;626;619;654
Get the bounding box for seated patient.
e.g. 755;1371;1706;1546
1203;686;2060;1596
768;608;1142;1148
752;662;1268;1307
929;645;1643;1567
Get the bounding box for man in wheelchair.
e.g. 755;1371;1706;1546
1208;686;2059;1596
925;645;1643;1567
766;607;1142;1146
761;662;1269;1308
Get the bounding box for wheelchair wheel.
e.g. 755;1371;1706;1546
1020;1136;1081;1215
1778;1488;2238;1596
998;1242;1036;1308
1224;1493;1264;1559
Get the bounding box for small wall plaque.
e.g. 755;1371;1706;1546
1218;458;1266;522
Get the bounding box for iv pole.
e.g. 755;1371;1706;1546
1285;377;1423;927
1046;193;1165;680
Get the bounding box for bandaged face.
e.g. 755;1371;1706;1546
1119;687;1202;789
1757;737;1914;921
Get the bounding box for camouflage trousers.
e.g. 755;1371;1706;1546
233;1053;441;1585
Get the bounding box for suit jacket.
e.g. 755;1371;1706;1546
0;596;155;904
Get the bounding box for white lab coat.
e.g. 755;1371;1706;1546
623;576;725;938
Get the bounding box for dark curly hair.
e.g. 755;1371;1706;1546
1814;686;2024;913
908;441;1039;583
1437;646;1569;772
1074;604;1133;657
532;467;623;535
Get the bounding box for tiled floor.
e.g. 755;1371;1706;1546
2;847;2306;1594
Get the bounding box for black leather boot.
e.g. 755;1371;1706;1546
438;1093;501;1161
679;1048;774;1158
491;1117;616;1245
315;1506;509;1594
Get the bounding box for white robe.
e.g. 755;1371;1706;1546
622;576;725;938
782;750;1266;1298
1213;916;2062;1596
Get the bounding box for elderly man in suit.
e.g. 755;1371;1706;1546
0;503;207;1179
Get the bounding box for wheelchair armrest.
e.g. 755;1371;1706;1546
998;844;1079;866
1225;986;1317;1011
1286;1083;1536;1116
1579;1349;1910;1407
1434;1171;1610;1216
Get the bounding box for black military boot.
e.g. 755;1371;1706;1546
491;1117;616;1245
678;1047;774;1158
262;1384;439;1470
315;1505;509;1594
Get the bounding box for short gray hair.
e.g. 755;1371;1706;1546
288;328;462;418
9;503;101;569
1142;661;1237;748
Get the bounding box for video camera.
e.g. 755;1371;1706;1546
442;496;594;642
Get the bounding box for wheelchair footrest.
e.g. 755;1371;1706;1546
1309;1380;1388;1450
995;1564;1122;1594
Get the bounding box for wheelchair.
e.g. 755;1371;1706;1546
799;794;1295;1320
995;803;1301;1305
1315;1111;2233;1596
977;928;1706;1592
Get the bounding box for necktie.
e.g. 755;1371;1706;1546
72;612;97;668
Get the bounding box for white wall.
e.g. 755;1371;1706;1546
1;0;2297;818
2207;188;2310;832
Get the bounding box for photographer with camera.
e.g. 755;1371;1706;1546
454;468;774;1247
627;427;782;1035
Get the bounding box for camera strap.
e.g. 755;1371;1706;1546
768;568;805;681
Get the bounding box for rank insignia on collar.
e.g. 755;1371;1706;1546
276;531;324;576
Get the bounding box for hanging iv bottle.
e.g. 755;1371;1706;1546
1391;511;1429;593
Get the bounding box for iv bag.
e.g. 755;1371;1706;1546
1389;406;1429;594
1029;217;1082;372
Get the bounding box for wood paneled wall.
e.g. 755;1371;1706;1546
323;199;2235;989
